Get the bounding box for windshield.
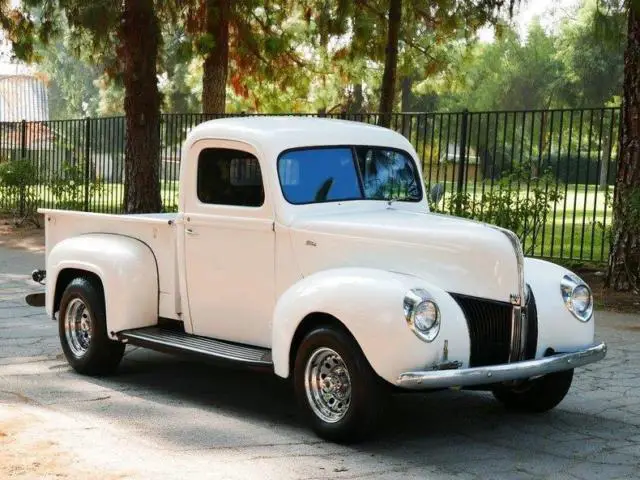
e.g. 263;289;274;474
278;146;422;205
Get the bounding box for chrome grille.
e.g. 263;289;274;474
451;294;512;367
452;291;538;368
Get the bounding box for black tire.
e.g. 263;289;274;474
492;369;574;413
58;277;125;376
293;326;387;443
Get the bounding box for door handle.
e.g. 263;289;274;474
185;228;198;236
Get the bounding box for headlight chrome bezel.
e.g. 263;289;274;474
560;274;594;322
403;289;441;342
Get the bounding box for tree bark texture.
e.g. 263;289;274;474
354;83;364;112
377;0;401;128
347;83;364;114
606;6;640;291
202;0;230;114
401;76;412;112
120;0;162;213
401;76;413;137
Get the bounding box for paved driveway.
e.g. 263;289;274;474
1;246;639;479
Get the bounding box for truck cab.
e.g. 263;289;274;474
31;117;606;442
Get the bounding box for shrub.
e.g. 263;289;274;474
439;162;564;255
50;160;103;210
0;159;40;225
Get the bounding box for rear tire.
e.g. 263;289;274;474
293;326;387;443
58;277;125;376
492;369;574;413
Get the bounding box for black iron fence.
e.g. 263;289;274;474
0;108;621;263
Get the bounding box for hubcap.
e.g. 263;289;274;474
304;347;352;423
64;298;92;358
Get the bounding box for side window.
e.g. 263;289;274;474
197;148;265;207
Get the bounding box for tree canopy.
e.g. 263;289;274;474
13;0;625;120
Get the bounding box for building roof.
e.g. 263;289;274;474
0;73;49;121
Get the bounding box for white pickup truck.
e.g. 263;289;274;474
28;117;606;442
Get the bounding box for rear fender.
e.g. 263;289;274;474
47;234;159;339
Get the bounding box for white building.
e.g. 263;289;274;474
0;16;49;122
0;64;49;122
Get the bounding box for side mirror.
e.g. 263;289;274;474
429;183;445;205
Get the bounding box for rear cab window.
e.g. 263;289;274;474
197;148;264;207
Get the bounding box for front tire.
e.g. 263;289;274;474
58;277;125;376
293;326;387;443
492;369;574;412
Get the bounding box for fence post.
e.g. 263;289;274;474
84;117;91;212
20;119;26;159
19;119;26;217
455;109;469;215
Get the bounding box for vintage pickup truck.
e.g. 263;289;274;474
28;117;606;442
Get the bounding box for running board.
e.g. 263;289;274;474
117;326;272;367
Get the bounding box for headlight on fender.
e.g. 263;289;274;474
403;289;441;342
560;274;593;322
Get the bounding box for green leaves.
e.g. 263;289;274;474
441;162;564;255
0;158;40;224
0;159;38;189
194;32;215;55
49;160;103;210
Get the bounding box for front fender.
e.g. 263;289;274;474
525;258;595;355
271;267;470;384
47;234;159;338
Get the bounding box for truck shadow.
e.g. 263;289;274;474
74;347;634;463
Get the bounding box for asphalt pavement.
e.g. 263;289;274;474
1;245;639;480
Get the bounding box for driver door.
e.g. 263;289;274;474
182;142;275;347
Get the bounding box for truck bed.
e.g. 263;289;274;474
40;209;180;319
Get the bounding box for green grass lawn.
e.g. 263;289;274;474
427;181;611;262
0;181;181;214
0;180;612;263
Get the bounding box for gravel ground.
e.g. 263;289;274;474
1;246;639;480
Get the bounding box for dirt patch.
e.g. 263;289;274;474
576;268;640;315
0;405;131;480
0;215;45;252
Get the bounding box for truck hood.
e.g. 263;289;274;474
288;207;522;304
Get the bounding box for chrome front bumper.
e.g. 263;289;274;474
396;342;606;390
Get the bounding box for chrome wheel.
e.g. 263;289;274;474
64;297;92;358
304;347;352;423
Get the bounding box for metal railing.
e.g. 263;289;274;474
0;108;621;262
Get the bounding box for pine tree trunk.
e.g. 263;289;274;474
401;76;412;137
202;0;230;114
120;0;162;213
350;83;364;114
354;83;364;112
606;6;640;291
401;76;412;112
377;0;401;128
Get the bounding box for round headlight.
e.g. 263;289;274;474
404;290;441;342
414;301;438;331
560;274;593;322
